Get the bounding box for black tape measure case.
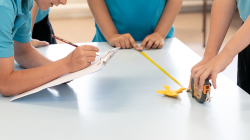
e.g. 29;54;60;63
191;78;211;103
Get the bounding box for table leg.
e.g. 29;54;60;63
203;0;207;47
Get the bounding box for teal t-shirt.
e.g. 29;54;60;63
93;0;174;42
0;0;33;58
35;8;50;24
237;0;250;21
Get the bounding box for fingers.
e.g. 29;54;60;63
194;70;205;91
129;37;140;50
158;39;164;49
86;56;96;62
85;51;98;57
67;45;100;73
191;65;202;81
190;58;221;91
192;65;205;91
114;42;121;48
150;39;164;49
208;75;212;80
125;39;131;49
31;39;49;47
211;73;218;89
199;70;218;91
198;71;210;91
75;46;99;62
120;41;126;49
111;34;138;50
145;38;155;50
39;41;49;47
110;33;165;50
152;41;160;49
79;45;99;52
193;65;218;91
122;34;135;49
140;37;150;50
140;34;164;50
113;40;125;49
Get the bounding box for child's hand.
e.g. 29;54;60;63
140;32;164;50
191;53;233;91
108;33;140;50
64;45;99;73
187;57;214;91
31;39;49;48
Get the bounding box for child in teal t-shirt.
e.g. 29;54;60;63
88;0;182;50
31;2;57;47
189;0;250;94
0;0;99;96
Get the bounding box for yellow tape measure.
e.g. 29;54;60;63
140;51;185;88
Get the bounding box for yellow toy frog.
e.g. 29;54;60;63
156;85;186;97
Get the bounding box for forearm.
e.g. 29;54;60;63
87;0;118;41
14;41;52;68
154;0;182;38
1;42;99;96
220;16;250;58
204;0;236;59
31;1;39;33
0;57;68;96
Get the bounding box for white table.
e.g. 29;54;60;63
1;38;249;140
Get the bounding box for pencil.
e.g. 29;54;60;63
51;34;78;47
51;34;99;56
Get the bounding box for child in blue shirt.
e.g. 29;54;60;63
0;0;99;96
88;0;182;50
31;1;57;47
189;0;250;94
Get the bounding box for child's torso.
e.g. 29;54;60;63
93;0;174;42
35;8;50;24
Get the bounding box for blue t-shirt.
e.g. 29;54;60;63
93;0;174;42
237;0;250;21
35;8;50;24
0;0;33;58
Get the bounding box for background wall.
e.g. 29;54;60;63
49;0;214;19
50;0;91;19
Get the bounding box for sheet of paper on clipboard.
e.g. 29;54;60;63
10;47;120;101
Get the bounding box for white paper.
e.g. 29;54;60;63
10;48;119;101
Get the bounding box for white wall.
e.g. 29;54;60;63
49;1;213;19
50;0;91;19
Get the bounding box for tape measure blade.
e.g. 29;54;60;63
140;51;185;88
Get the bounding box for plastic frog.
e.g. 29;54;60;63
156;85;186;98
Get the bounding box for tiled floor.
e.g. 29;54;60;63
50;12;243;84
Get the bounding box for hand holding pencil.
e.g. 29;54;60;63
52;34;99;73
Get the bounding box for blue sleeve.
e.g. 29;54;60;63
0;6;15;58
13;12;32;43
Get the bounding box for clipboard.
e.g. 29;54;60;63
10;47;120;101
